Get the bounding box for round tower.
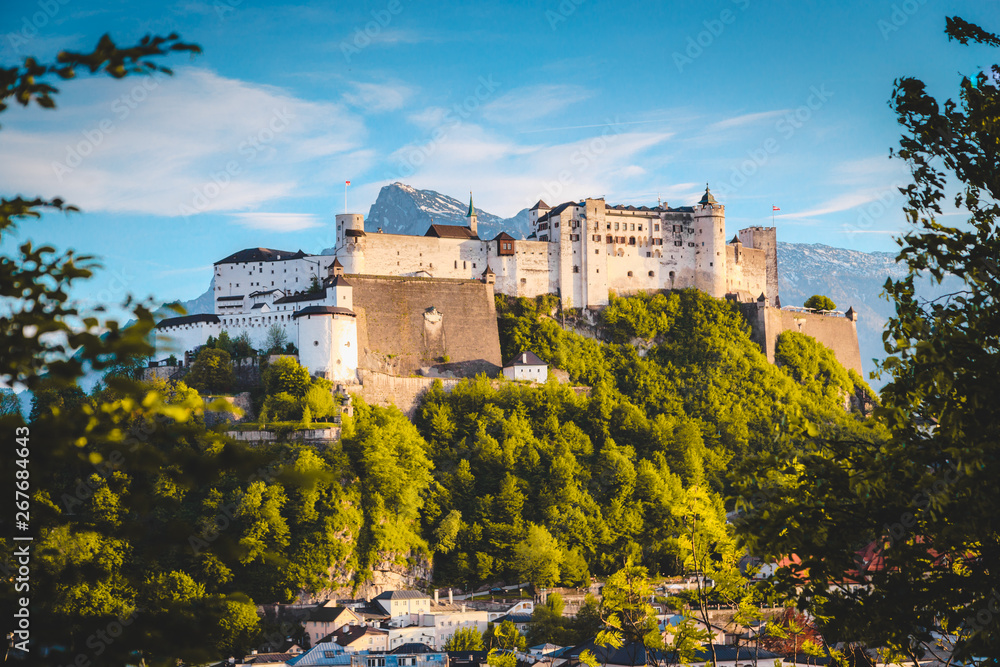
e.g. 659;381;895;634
693;184;726;298
335;213;366;274
295;306;358;383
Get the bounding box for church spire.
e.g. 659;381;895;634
467;191;478;236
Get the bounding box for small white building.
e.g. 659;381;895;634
502;351;548;382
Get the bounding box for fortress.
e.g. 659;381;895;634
335;186;777;308
153;186;863;382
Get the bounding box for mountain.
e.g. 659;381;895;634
155;279;215;320
361;182;531;240
777;242;962;386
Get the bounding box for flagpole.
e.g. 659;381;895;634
345;181;348;214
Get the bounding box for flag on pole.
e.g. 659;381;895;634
772;205;780;211
346;180;351;186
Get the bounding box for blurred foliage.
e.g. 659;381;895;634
733;16;1000;663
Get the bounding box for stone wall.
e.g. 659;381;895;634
204;392;255;426
739;302;863;376
227;428;341;444
350;275;503;378
778;309;863;375
353;370;462;418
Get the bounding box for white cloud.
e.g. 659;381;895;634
390;120;674;215
343;81;415;113
706;109;791;132
776;189;889;219
229;212;322;232
0;67;367;217
482;84;593;125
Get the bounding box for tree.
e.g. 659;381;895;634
233;330;255;358
304;383;336;419
0;388;21;417
263;356;312;397
264;391;300;421
186;346;235;394
0;32;295;666
485;620;526;652
597;559;662;665
445;626;484;651
759;608;825;666
803;294;836;311
264;324;289;354
527;592;569;647
515;524;563;587
733;16;1000;664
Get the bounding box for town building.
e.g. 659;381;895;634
502;351;548;382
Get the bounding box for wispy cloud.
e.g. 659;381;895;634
706;109;791;132
229;212;322;231
343;81;415;113
777;189;887;219
482;84;592;125
0;67;367;217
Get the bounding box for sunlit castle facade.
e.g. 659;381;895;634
154;252;358;383
153;186;780;378
334;186;779;309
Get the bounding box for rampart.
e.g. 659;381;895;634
739;302;863;376
353;370;462;418
349;275;503;378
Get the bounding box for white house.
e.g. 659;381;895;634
502;351;548;382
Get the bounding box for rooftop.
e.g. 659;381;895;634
374;590;430;601
215;247;306;265
155;313;220;328
424;224;479;240
505;350;546;367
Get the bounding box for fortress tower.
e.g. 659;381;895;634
693;185;727;298
335;213;366;274
295;304;358;383
739;226;779;303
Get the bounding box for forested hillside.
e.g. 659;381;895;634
414;290;884;587
24;291;884;659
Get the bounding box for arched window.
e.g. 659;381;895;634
669;271;676;288
648;271;655;277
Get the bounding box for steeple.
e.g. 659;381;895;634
698;183;717;206
467;191;478;235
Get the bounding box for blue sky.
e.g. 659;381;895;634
1;0;997;308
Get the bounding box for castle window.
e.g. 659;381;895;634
520;278;527;284
654;224;660;231
573;266;579;273
629;237;636;245
630;223;635;231
314;341;319;346
627;271;633;277
649;271;655;277
710;262;713;266
455;261;458;269
463;261;467;269
595;249;599;254
638;225;643;231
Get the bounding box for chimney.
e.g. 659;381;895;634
434;589;439;605
449;589;453;605
461;604;466;613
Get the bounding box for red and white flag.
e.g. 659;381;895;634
772;205;780;211
346;180;351;186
